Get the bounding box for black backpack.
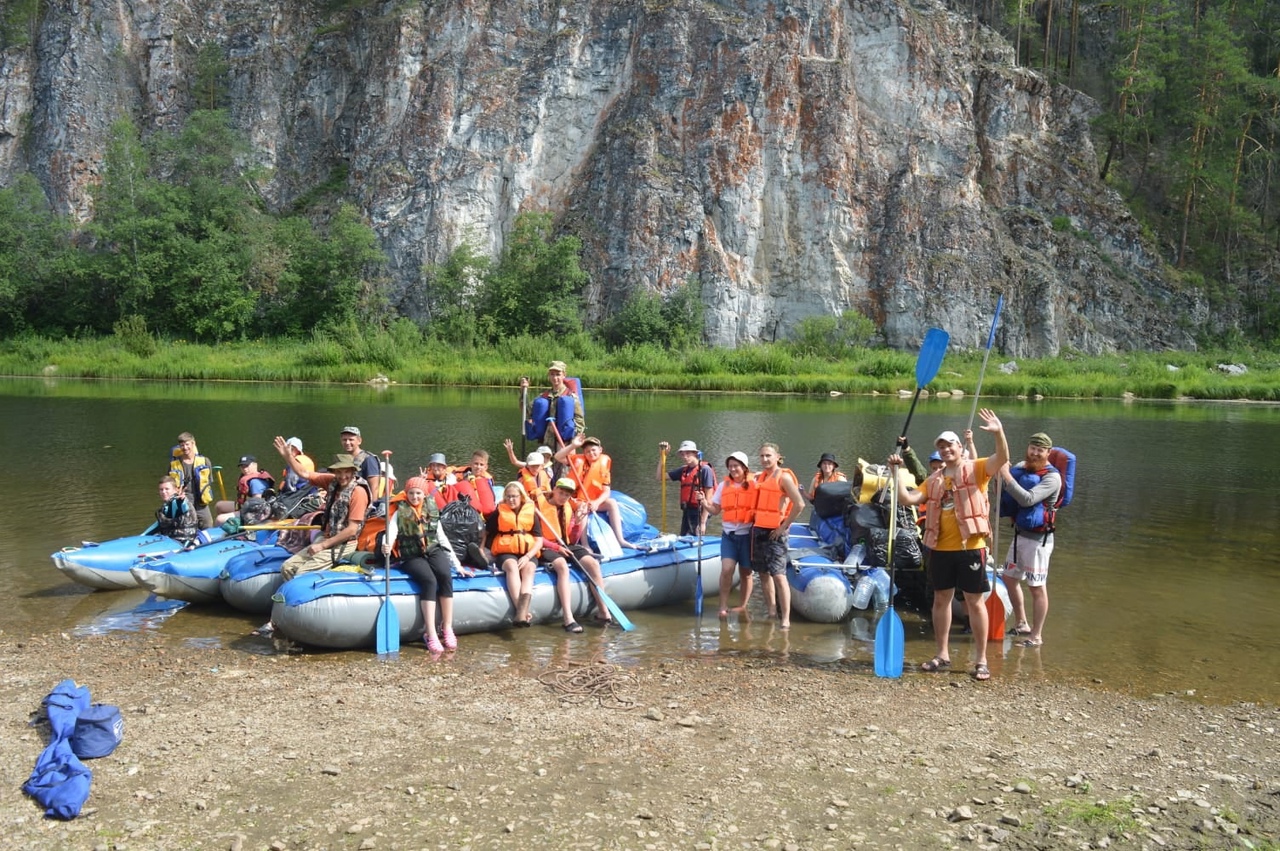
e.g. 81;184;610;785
438;496;484;566
843;490;922;571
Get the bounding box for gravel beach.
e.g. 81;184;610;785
2;631;1276;851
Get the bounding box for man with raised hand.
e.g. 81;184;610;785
892;408;1009;682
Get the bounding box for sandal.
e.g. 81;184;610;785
972;663;991;681
590;614;614;627
563;621;584;634
1020;637;1043;647
920;656;951;673
1009;622;1032;636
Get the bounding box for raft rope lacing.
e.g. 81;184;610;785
537;658;637;709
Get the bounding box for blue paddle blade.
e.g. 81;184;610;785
376;597;400;657
874;610;905;678
915;328;951;388
694;569;704;616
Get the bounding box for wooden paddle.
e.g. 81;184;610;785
659;447;668;535
875;328;950;679
531;502;635;631
376;450;400;660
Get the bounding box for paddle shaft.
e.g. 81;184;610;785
377;450;399;657
531;502;634;631
520;384;529;458
660;449;668;535
967;295;1005;434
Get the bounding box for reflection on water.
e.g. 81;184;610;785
4;378;1279;705
69;591;188;637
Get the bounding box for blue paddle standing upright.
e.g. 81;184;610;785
875;328;950;679
376;450;400;660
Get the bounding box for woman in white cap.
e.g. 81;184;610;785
656;440;717;536
704;451;756;617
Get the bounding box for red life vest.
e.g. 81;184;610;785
236;471;275;507
679;462;716;508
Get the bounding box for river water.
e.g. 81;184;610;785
3;378;1277;705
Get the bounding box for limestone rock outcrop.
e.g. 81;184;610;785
0;0;1202;353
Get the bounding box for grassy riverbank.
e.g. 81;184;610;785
3;330;1279;400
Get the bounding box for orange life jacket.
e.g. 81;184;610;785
491;502;538;555
922;461;991;550
518;467;551;501
570;454;611;502
534;495;579;549
752;467;797;530
720;478;756;525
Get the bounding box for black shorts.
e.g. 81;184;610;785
928;548;989;595
539;544;594;566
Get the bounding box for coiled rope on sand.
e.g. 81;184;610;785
538;658;637;709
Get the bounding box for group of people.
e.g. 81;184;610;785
153;360;1065;676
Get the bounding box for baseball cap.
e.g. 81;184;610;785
726;451;750;468
548;360;567;373
427;452;448;466
1028;432;1053;448
525;452;545;466
554;477;577;492
582;436;602;447
935;431;961;446
928;451;942;462
339;425;361;437
238;455;256;466
677;440;699;453
285;437;303;452
537;445;553;456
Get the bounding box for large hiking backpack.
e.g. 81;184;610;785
439;496;484;567
999;446;1076;533
1049;447;1076;508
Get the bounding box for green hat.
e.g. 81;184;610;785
1028;432;1053;448
554;477;577;493
328;453;358;471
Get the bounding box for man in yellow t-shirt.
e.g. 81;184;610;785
892;408;1008;681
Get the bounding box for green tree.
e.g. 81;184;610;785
420;241;489;346
599;279;704;350
0;175;76;334
479;212;587;339
87;118;185;332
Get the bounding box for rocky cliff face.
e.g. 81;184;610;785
0;0;1203;354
